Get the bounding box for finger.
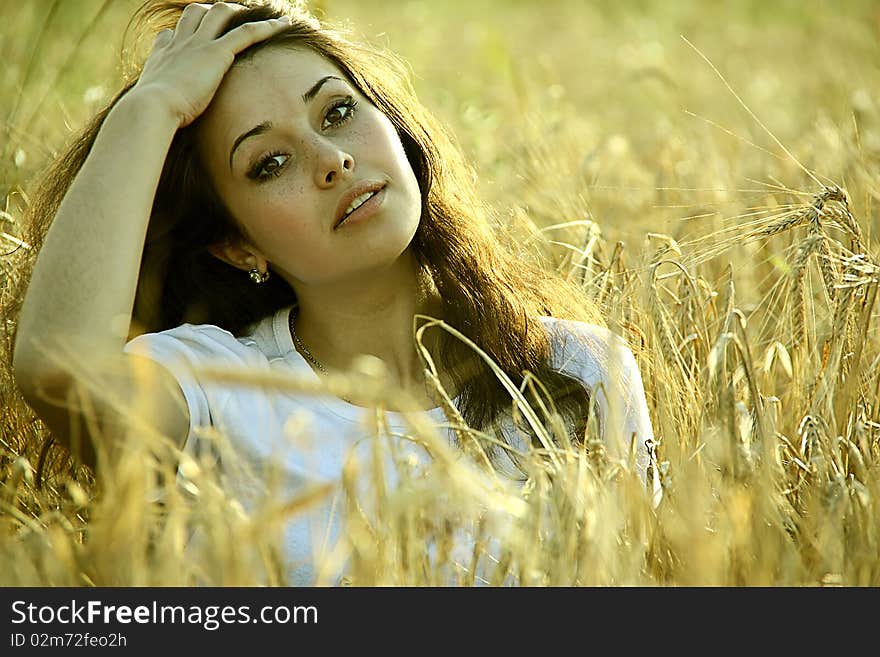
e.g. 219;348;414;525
194;2;248;40
173;3;212;37
151;28;173;49
214;16;291;55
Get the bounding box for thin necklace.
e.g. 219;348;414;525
288;308;440;409
290;309;359;406
288;310;327;374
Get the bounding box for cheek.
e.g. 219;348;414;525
385;128;413;170
388;136;421;200
245;201;349;279
236;180;310;229
362;111;412;168
246;201;315;249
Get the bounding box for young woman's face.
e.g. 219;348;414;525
197;46;422;287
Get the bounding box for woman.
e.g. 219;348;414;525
12;0;654;584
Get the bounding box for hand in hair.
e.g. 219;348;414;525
132;2;290;128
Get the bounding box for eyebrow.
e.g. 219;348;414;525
228;75;343;171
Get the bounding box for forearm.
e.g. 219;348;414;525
14;91;179;375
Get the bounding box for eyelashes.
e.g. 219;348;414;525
247;95;360;183
322;95;359;130
248;151;288;181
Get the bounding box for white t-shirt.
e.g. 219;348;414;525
123;306;654;585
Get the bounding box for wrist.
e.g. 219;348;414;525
110;86;183;132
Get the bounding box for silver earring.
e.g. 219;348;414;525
249;268;270;284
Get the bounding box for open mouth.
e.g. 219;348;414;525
335;185;386;229
341;190;378;220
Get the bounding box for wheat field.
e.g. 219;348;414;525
1;0;879;586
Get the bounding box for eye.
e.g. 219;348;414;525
248;152;289;182
322;96;359;130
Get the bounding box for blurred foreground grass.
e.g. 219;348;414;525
1;0;880;585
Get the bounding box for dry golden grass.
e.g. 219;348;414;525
2;0;879;586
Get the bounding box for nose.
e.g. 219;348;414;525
314;138;354;188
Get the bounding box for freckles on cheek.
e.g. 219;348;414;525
250;196;316;242
348;125;372;148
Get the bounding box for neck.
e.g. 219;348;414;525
288;249;448;396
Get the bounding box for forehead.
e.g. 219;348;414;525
198;47;346;148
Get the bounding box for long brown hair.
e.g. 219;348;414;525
20;0;606;461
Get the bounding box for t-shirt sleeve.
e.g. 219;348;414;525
543;318;655;481
122;323;248;455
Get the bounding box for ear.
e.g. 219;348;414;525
207;237;268;274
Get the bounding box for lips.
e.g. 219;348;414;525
333;181;387;230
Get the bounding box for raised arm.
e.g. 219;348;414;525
12;2;291;468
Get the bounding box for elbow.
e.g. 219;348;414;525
11;350;98;472
12;339;50;401
11;341;40;401
11;342;75;410
12;327;41;389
